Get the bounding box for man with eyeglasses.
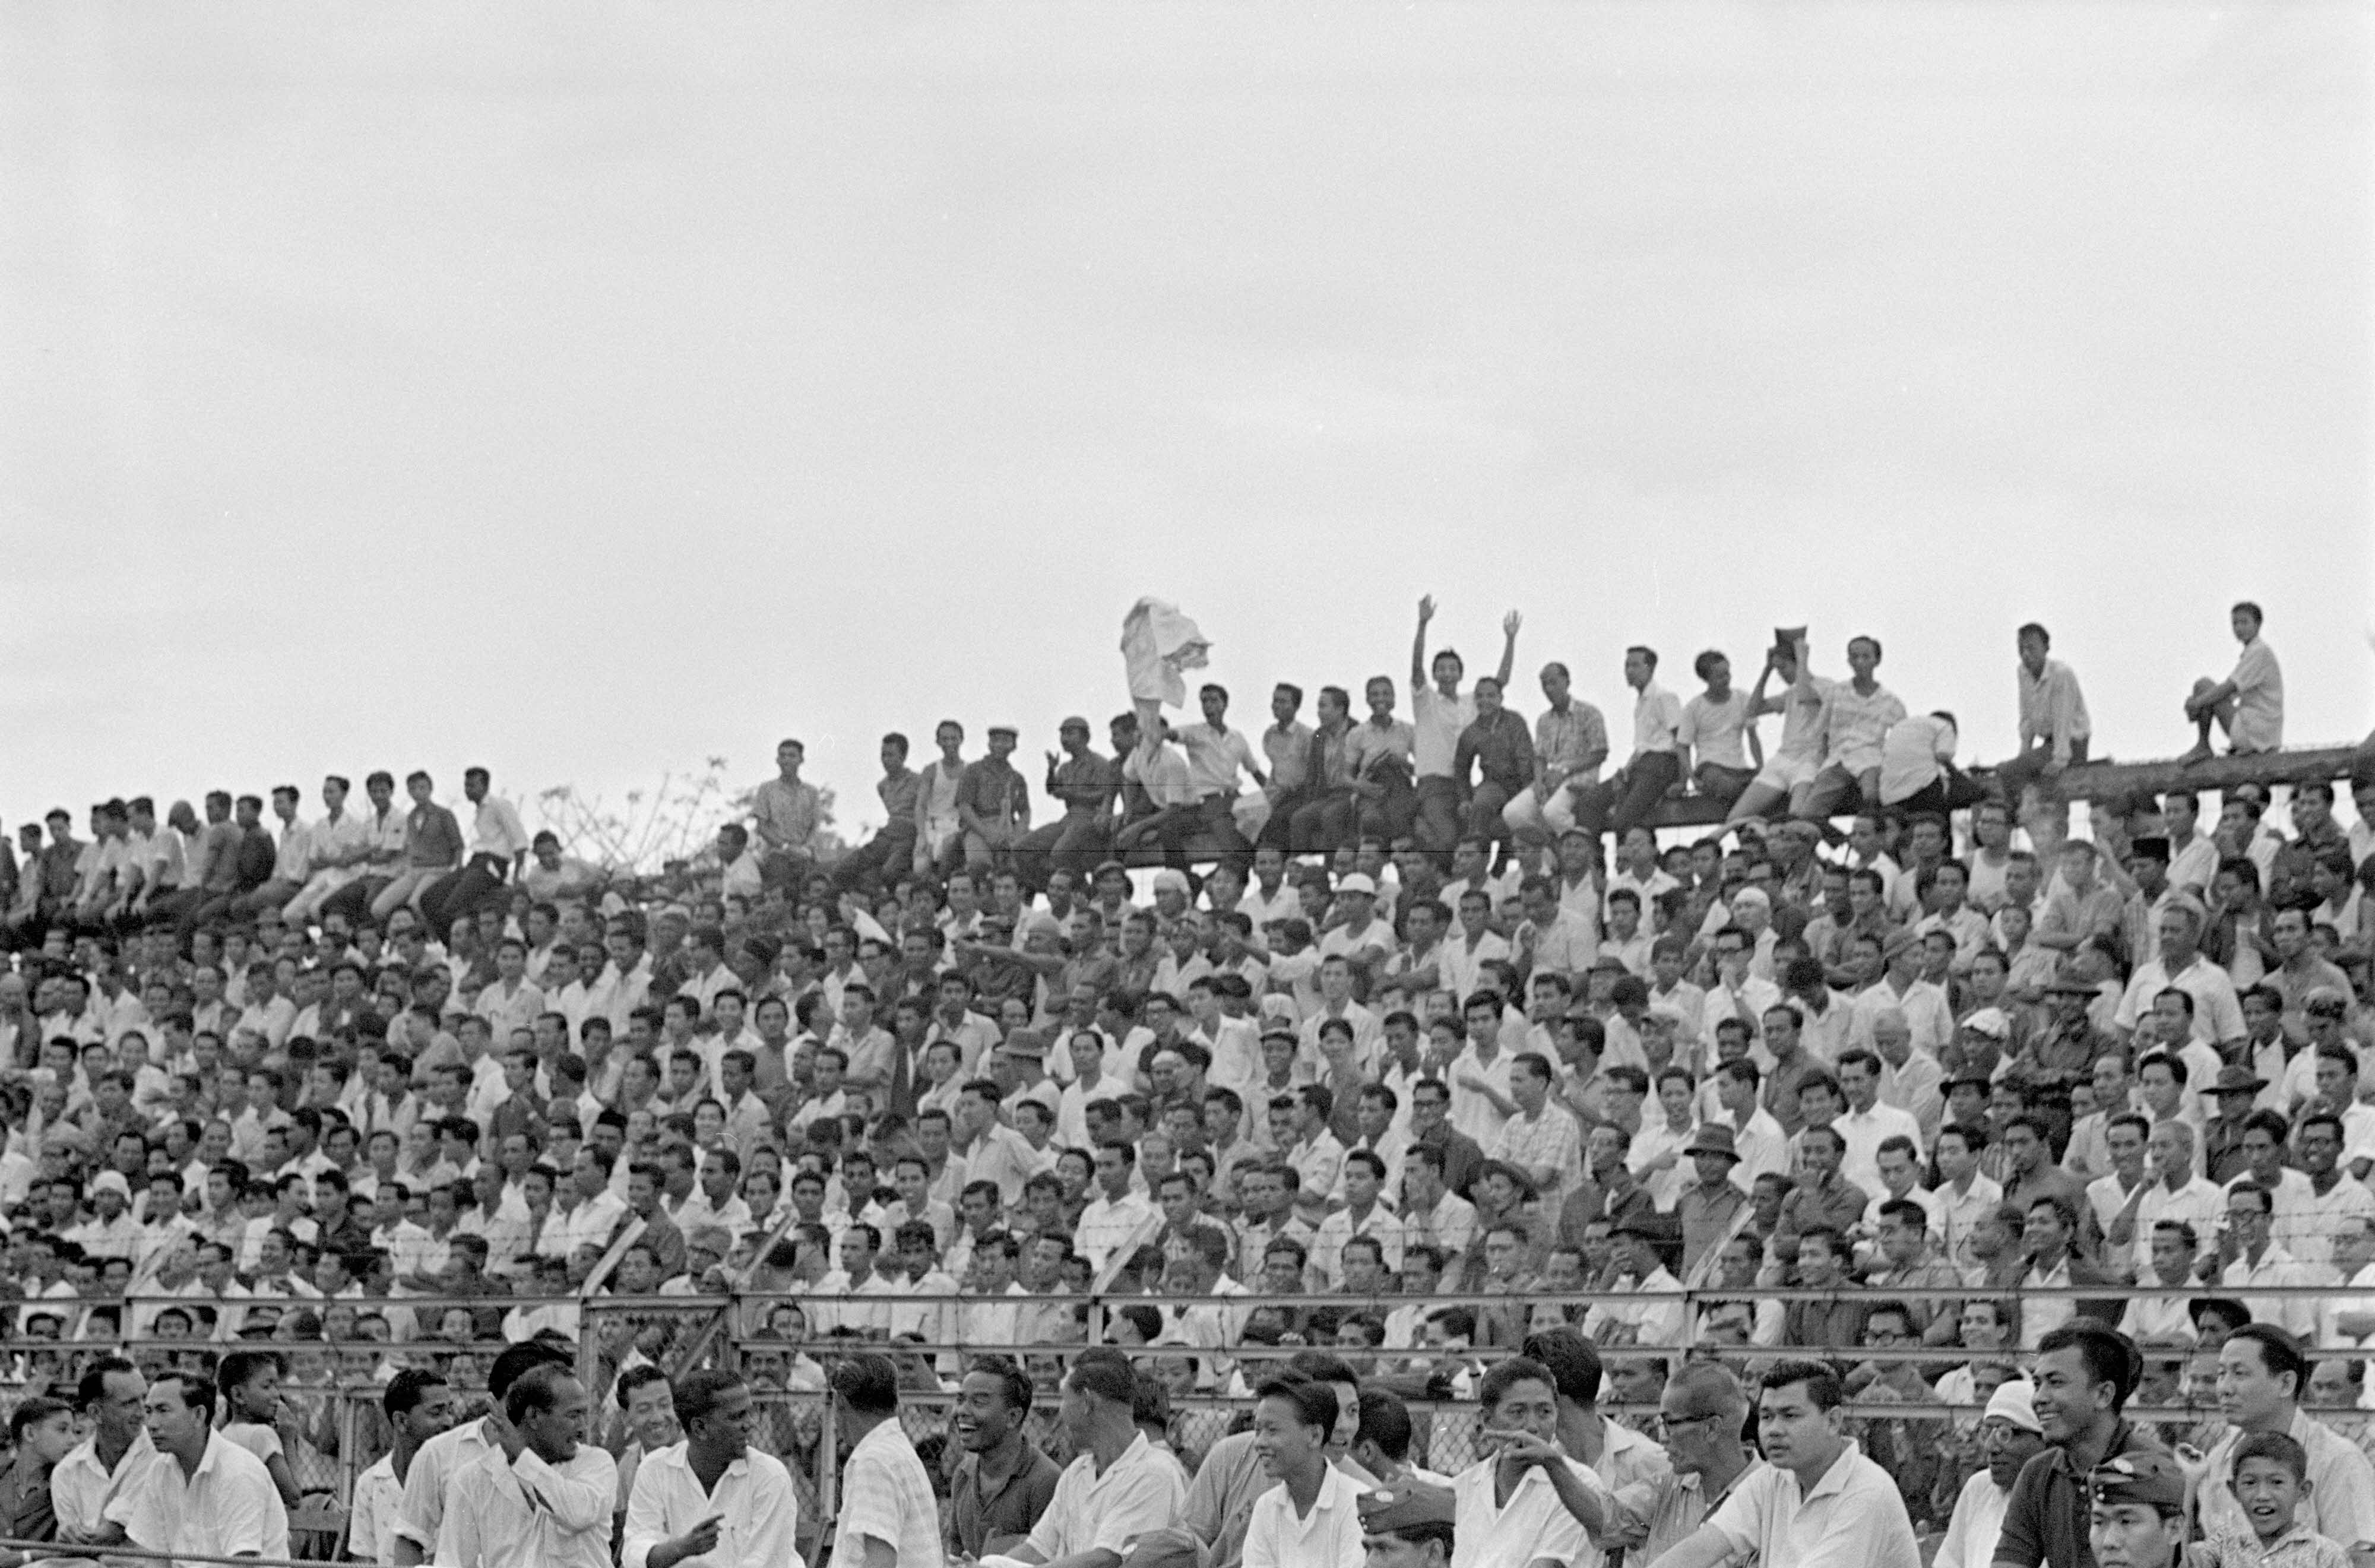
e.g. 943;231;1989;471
1635;1363;1766;1564
2209;1182;2322;1339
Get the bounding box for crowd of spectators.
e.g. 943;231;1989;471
0;595;2369;1568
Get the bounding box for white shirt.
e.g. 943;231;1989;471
435;1442;619;1568
394;1417;499;1553
1834;1101;1923;1196
1629;680;1684;759
832;1419;944;1568
622;1442;805;1568
51;1428;158;1540
2228;637;2284;752
1699;1440;1919;1568
1450;1453;1606;1568
1933;1471;2012;1568
1243;1465;1366;1568
106;1431;291;1567
1027;1433;1188;1562
1679;690;1753;771
349;1452;403;1567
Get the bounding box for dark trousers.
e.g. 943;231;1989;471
1012;815;1107;893
1994;736;2090;801
1413;777;1463;858
420;854;509;937
1573;750;1683;840
832;825;918;895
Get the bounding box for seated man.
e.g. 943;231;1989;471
2182;601;2283;763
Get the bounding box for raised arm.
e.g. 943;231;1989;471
1413;595;1436;689
1497;610;1521;690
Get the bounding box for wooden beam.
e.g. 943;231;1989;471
1100;743;2370;867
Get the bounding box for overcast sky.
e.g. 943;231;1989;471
4;1;2367;847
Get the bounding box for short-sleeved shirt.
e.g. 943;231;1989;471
1679;690;1752;770
347;1453;401;1566
2198;1408;2375;1549
1449;1453;1606;1568
2230;638;2284;752
946;1442;1062;1560
1179;726;1262;800
106;1432;291;1567
1027;1433;1188;1561
1411;688;1477;780
50;1429;157;1540
836;1422;943;1568
1993;1419;2163;1568
1242;1465;1366;1568
1702;1439;1917;1568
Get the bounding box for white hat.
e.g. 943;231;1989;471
1151;868;1191;894
1962;1008;2012;1041
1338;873;1378;897
1984;1379;2042;1434
90;1170;132;1200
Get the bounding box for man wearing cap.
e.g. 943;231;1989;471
1015;718;1116;895
1939;1382;2051;1568
2084;1452;2190;1568
1356;1474;1456;1568
955;726;1033;876
1673;1125;1749;1279
1318;880;1395;985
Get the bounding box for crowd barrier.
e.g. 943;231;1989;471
3;1275;2358;1562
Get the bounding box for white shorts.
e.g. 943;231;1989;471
1752;753;1820;792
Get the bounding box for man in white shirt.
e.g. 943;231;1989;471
1239;1380;1366;1568
102;1370;290;1564
1794;635;1907;823
1832;1049;1922;1196
826;1353;943;1568
420;766;532;940
2183;600;2284;762
1644;1358;1918;1568
1410;595;1519;857
1679;649;1758;806
1572;645;1685;842
437;1364;617;1568
622;1370;801;1568
1015;1348;1188;1566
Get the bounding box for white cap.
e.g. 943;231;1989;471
1338;873;1378;897
1984;1379;2042;1434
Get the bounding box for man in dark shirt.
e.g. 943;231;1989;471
945;1356;1061;1560
2;1396;74;1542
1451;677;1536;856
831;733;922;897
1015;718;1114;895
957;727;1031;876
1994;1322;2164;1568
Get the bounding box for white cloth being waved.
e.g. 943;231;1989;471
434;1442;619;1568
1696;1439;1919;1568
105;1430;290;1568
1121;598;1213;707
622;1442;805;1568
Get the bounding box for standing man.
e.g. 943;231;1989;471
99;1371;289;1564
437;1363;617;1568
1573;647;1686;844
2000;624;2092;798
2183;601;2284;763
1410;596;1519;859
622;1370;802;1568
1641;1358;1916;1568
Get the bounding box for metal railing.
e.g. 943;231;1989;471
2;1276;2361;1561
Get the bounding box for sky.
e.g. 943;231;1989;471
4;0;2368;850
